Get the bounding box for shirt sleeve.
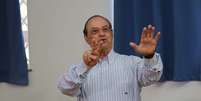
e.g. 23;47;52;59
57;61;89;96
136;53;163;87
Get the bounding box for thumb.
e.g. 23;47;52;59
129;42;138;50
154;32;161;42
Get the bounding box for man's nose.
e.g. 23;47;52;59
99;30;106;36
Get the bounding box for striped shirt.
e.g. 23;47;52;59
57;49;163;101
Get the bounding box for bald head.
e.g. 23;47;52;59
83;15;112;36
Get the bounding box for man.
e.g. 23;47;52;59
57;15;163;101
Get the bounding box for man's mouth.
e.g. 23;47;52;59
99;39;107;43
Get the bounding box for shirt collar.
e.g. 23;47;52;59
99;48;116;64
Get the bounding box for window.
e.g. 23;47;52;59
20;0;30;68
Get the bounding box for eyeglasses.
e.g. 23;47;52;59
88;27;112;35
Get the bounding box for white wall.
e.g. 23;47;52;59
142;82;201;101
0;0;200;101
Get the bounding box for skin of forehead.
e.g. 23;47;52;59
86;17;110;29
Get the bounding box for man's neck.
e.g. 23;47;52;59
99;47;112;59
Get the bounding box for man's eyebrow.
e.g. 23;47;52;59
90;27;99;30
89;25;109;30
102;25;109;28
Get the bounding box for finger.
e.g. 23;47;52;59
92;49;99;56
154;32;161;42
83;50;98;66
143;27;149;38
143;27;150;38
83;50;91;59
83;52;88;61
83;52;91;65
88;54;99;66
140;32;145;43
129;42;138;50
91;38;98;50
151;26;155;31
87;53;92;62
88;54;98;61
147;24;154;38
92;40;103;55
93;40;103;55
150;26;155;38
148;24;152;29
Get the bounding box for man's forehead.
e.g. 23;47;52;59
87;17;109;28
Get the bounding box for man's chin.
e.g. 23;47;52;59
100;46;108;52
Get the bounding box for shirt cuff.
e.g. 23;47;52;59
74;61;89;84
143;53;162;72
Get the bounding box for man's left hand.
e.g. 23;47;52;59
130;24;160;58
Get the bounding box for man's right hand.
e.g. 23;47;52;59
83;50;99;70
83;39;103;70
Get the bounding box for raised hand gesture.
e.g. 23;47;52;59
130;25;160;58
83;39;103;70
